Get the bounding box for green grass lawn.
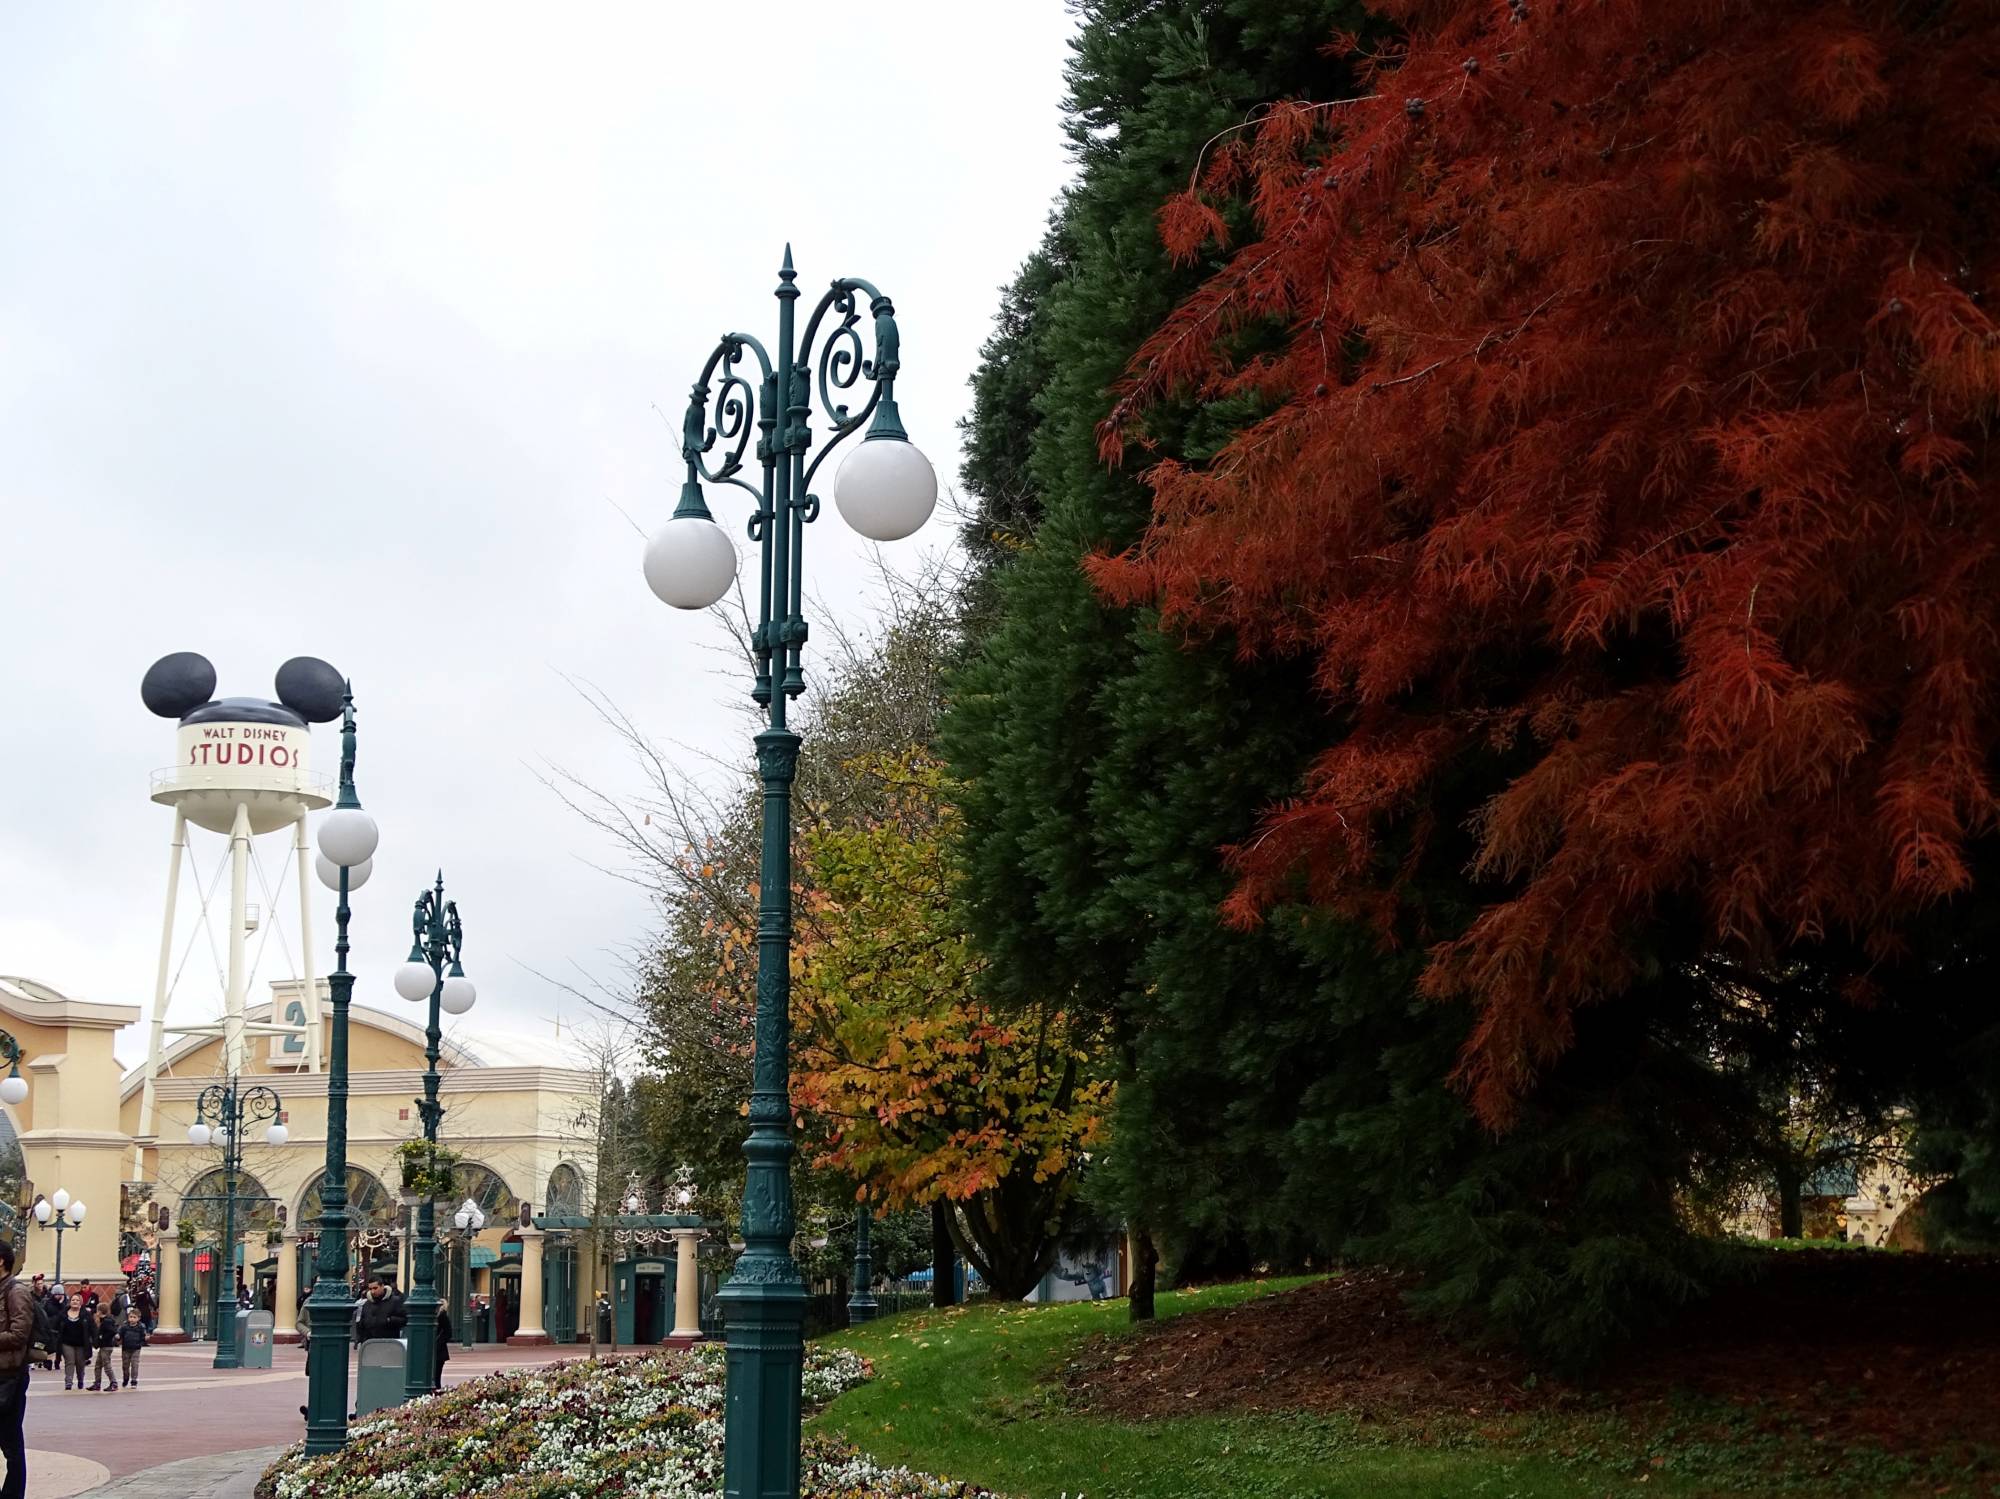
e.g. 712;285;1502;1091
812;1281;1680;1499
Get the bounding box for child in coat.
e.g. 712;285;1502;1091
117;1310;147;1388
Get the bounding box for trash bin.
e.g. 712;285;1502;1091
475;1303;493;1344
596;1299;613;1345
355;1338;407;1417
239;1310;274;1370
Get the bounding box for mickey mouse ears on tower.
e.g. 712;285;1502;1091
274;657;345;723
140;653;345;725
139;652;217;720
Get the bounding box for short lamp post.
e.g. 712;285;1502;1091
448;1198;486;1351
31;1190;84;1289
188;1079;285;1369
847;1200;878;1326
392;875;476;1401
642;247;934;1498
304;689;378;1453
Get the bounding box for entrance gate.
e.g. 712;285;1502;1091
543;1239;577;1344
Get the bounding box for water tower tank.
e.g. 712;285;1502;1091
143;652;338;834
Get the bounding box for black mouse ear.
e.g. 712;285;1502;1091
141;653;216;719
275;657;345;723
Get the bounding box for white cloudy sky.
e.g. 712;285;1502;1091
0;2;1077;1065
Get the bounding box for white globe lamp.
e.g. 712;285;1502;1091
265;1122;289;1147
316;808;380;868
394;959;436;1003
0;1074;27;1106
67;1201;85;1223
50;1189;68;1213
32;1199;51;1225
644;513;738;610
439;973;476;1015
833;436;937;542
187;1123;211;1147
316;853;372;892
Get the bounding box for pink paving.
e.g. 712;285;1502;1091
25;1339;621;1481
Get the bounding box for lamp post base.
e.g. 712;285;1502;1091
719;1276;807;1499
504;1331;552;1346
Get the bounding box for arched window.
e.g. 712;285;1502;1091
296;1167;395;1232
450;1163;513;1220
179;1169;279;1238
546;1163;586;1216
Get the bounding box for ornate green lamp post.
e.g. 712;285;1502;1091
187;1077;285;1368
391;876;476;1401
642;247;936;1499
303;692;379;1452
846;1202;878;1325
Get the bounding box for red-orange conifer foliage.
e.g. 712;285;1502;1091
1093;0;2000;1126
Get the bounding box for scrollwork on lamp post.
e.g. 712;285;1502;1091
187;1078;285;1369
391;875;476;1402
641;247;936;1499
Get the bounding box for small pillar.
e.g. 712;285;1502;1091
153;1242;187;1343
507;1228;550;1345
274;1232;301;1343
667;1228;703;1347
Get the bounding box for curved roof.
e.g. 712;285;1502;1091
118;1000;483;1098
0;976;79;1010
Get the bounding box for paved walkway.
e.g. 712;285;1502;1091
11;1339;597;1497
62;1448;280;1499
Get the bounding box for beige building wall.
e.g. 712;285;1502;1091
1;978;144;1285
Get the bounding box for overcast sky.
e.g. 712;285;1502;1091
0;3;1078;1066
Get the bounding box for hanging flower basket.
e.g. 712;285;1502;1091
393;1139;462;1200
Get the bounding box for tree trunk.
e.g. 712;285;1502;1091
1129;1225;1157;1323
1777;1160;1804;1238
587;1242;600;1357
931;1201;959;1307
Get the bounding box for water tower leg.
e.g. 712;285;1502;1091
134;808;188;1181
294;819;322;1074
224;801;252;1077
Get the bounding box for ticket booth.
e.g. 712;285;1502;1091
612;1256;673;1345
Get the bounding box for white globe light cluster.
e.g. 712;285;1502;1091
395;958;477;1015
643;435;937;613
33;1193;84;1225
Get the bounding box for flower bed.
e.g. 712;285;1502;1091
257;1344;991;1498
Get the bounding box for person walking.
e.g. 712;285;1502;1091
117;1310;146;1389
133;1279;155;1335
57;1297;88;1392
87;1307;117;1391
431;1303;451;1392
0;1239;43;1499
76;1282;97;1315
353;1279;405;1345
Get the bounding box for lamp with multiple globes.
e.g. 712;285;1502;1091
184;1077;284;1369
32;1190;84;1287
396;873;473;1400
639;250;933;1497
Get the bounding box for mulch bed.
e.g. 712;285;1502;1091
1062;1253;2000;1454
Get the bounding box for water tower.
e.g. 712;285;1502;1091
131;653;348;1179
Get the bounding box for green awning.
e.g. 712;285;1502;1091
470;1246;499;1268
